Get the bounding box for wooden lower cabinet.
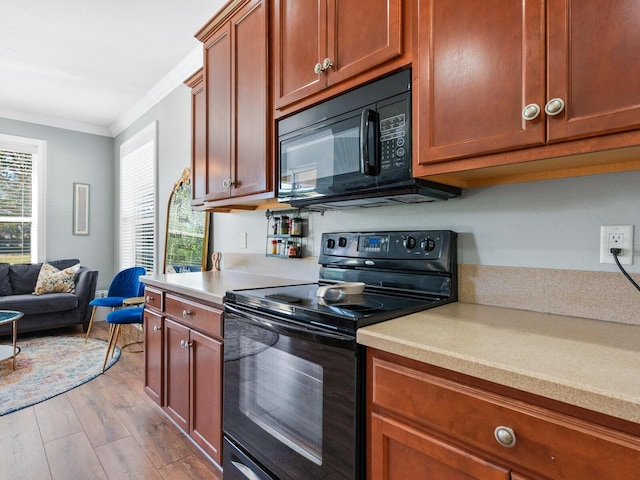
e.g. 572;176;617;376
371;413;511;480
143;286;223;466
368;349;640;480
143;308;163;405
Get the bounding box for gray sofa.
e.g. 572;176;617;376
0;259;98;336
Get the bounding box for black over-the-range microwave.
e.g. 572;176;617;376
276;69;460;209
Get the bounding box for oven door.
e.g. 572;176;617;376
223;303;361;480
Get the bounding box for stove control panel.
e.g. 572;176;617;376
320;230;456;271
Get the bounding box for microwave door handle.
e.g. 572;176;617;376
360;108;380;176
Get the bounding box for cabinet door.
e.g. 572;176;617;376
143;309;163;406
273;0;325;109
231;0;269;198
414;0;545;170
370;413;510;480
190;329;223;464
190;71;207;205
164;319;190;431
547;0;640;142
326;0;404;86
204;22;232;202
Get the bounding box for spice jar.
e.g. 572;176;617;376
271;217;279;235
290;216;302;236
279;216;290;235
271;239;278;255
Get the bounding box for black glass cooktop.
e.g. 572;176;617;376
225;283;448;334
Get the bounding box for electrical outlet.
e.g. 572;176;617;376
600;225;633;265
240;232;247;249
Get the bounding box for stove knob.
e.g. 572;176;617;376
326;238;336;249
338;237;348;248
421;237;436;252
403;236;416;250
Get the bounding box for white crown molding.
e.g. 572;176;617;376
109;45;204;137
0;106;112;137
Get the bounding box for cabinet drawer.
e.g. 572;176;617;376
371;356;640;480
165;293;222;339
143;286;163;312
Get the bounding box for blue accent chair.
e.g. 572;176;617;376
102;305;144;373
84;266;146;342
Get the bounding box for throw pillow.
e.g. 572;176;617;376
33;262;81;295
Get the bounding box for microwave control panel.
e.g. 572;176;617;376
379;100;409;171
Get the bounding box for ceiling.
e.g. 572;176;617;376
0;0;226;137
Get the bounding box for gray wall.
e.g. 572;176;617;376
114;84;193;274
213;168;640;275
0;117;114;289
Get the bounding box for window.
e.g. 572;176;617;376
0;134;45;264
120;122;156;274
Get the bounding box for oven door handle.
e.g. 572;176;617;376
225;304;355;346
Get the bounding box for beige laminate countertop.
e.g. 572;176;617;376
141;270;312;305
358;302;640;424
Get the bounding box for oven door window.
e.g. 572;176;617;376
224;312;357;480
240;341;323;465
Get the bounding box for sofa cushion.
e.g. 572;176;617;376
0;263;11;296
34;263;81;295
0;293;78;315
9;263;43;294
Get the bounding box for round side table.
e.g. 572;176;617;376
0;310;24;370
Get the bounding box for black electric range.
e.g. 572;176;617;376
225;230;457;334
222;230;457;480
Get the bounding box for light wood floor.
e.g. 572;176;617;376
0;322;223;480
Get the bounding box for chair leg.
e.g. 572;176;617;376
112;323;123;358
102;324;120;373
84;306;98;343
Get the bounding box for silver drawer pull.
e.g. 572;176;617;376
146;295;154;302
182;309;192;318
153;325;161;333
494;426;516;448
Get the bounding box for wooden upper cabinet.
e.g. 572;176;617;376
414;0;546;167
185;69;207;206
273;0;324;108
273;0;409;111
414;0;640;176
232;0;269;198
203;23;232;202
546;0;640;142
197;0;270;206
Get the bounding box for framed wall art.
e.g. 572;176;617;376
73;182;90;235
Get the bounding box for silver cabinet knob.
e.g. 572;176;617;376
145;295;153;302
322;57;333;71
222;179;235;188
522;103;541;121
314;62;323;74
179;339;192;349
544;98;565;116
153;325;161;333
494;426;517;448
180;339;185;348
182;309;191;318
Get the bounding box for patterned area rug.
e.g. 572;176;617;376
0;336;120;416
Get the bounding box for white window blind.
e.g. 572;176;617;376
120;125;156;274
0;148;33;263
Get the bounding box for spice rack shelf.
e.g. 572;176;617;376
265;209;306;258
